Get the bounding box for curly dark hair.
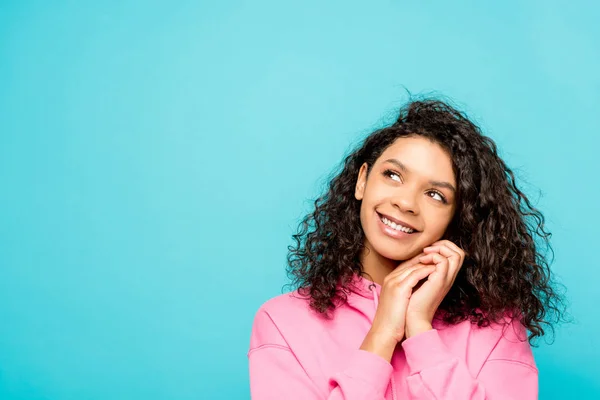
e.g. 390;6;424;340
285;96;567;344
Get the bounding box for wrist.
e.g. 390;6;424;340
405;320;433;339
360;330;398;363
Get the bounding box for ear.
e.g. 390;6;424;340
354;163;368;201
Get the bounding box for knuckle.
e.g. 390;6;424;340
408;269;426;279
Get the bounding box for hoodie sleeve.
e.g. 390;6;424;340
400;323;538;399
248;307;393;399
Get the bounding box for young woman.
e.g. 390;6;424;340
247;98;565;399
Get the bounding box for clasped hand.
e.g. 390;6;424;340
370;240;466;343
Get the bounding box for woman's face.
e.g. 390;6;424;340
355;136;457;261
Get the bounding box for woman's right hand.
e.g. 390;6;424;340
359;252;436;361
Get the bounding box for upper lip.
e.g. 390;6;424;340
377;212;419;231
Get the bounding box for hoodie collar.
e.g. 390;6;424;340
345;273;398;400
348;273;381;298
346;273;382;316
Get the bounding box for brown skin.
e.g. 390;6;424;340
353;136;467;362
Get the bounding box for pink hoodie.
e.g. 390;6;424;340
248;274;538;399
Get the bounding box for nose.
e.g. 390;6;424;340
391;189;419;215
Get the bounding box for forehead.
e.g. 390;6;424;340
377;137;456;183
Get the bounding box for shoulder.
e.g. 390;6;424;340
435;311;535;369
260;289;313;316
248;290;315;350
484;314;535;365
435;309;529;341
472;312;531;349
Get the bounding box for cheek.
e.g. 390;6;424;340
423;211;454;236
360;201;373;228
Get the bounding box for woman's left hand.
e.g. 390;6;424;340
404;239;466;339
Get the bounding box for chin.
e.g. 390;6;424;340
370;240;418;262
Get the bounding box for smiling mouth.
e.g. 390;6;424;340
377;212;418;234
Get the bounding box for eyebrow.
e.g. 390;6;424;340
383;158;457;194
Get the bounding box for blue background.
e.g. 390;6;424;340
1;1;598;398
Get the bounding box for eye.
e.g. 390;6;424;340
428;190;448;204
382;169;402;182
384;168;449;204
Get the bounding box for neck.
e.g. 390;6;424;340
359;240;402;286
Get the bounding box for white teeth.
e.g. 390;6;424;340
381;216;414;233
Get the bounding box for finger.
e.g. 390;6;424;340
396;262;433;282
422;246;460;284
386;262;427;285
423;245;460;266
430;240;463;256
398;265;437;295
421;245;463;276
419;251;450;266
402;251;429;268
431;240;466;259
419;252;449;278
387;252;427;281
